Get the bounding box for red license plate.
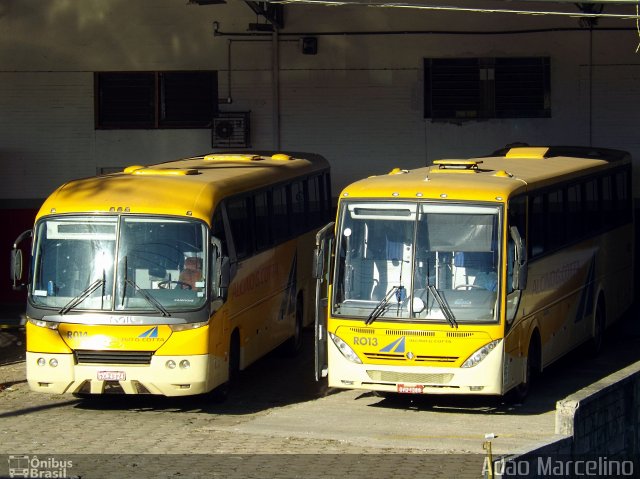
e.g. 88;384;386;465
97;371;126;381
397;384;424;394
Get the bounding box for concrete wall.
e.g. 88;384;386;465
489;361;640;478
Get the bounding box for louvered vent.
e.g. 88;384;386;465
212;111;251;148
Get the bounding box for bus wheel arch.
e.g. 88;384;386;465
511;329;541;403
209;328;240;402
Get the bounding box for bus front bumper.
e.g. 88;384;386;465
327;339;505;396
25;351;225;397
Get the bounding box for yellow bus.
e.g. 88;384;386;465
313;146;633;400
11;151;331;397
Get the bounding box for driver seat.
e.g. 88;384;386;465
179;257;203;289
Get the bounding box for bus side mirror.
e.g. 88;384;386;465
11;248;23;290
510;226;528;291
211;236;230;301
11;229;32;291
312;248;324;279
313;221;335;280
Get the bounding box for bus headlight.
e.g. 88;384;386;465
461;339;500;368
28;318;59;330
169;321;208;332
329;333;362;364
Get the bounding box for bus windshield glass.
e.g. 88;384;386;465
333;201;501;323
30;215;208;313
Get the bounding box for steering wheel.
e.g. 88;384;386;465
455;284;483;290
158;280;192;290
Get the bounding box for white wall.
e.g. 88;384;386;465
1;0;639;200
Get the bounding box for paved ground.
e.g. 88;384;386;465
0;307;639;478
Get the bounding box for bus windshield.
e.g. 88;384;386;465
30;215;208;313
333;201;501;324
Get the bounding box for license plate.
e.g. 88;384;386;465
97;371;126;381
397;384;424;394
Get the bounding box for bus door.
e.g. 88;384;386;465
313;222;334;381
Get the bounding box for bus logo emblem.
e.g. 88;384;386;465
380;336;406;353
138;327;158;338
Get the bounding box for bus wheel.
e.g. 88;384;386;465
210;331;240;402
511;335;540;403
282;295;304;356
588;300;606;357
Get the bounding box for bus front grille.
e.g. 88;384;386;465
74;350;153;365
366;370;454;384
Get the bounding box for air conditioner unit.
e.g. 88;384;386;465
212;112;251;148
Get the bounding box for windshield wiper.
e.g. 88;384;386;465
59;278;105;315
427;285;457;329
365;285;404;325
124;278;170;317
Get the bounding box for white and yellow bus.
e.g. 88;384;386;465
313;146;633;399
11;151;331;397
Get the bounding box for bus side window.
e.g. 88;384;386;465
226;196;252;260
211;208;226;254
272;185;290;243
291;180;307;235
254;191;271;251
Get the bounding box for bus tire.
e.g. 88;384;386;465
282;295;304;356
588;299;606;357
511;333;540;403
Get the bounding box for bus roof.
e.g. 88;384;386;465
37;151;330;225
339;146;631;203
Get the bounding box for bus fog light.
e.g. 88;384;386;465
179;360;190;369
461;340;500;368
329;333;362;364
49;359;58;367
166;360;176;369
37;358;46;367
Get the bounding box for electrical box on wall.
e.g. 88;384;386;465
301;37;318;55
212;111;251;148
